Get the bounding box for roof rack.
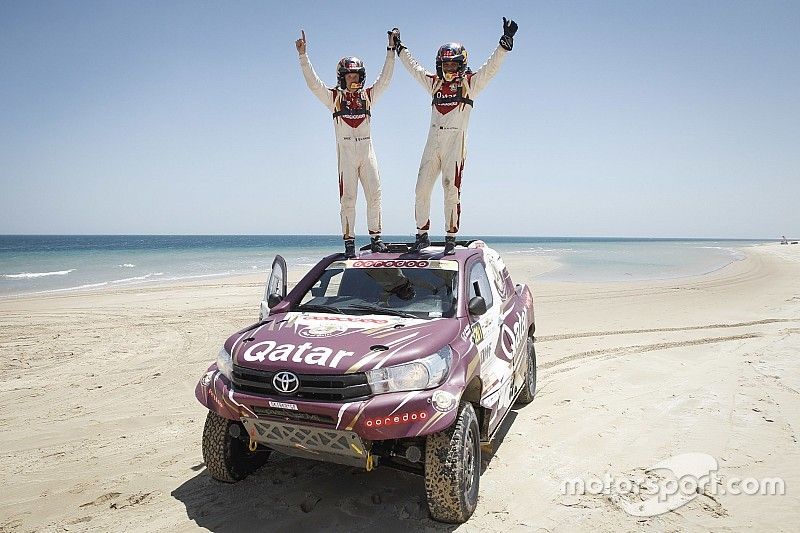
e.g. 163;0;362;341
359;240;479;252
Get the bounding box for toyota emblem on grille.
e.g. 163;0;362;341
273;371;300;394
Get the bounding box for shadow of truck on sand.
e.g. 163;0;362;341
171;410;521;531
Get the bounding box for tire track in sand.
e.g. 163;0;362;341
536;318;797;343
540;332;762;371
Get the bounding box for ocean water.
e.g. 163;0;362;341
0;235;765;297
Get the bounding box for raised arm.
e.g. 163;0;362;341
296;30;335;111
393;28;437;95
467;18;517;97
466;45;507;97
366;32;396;104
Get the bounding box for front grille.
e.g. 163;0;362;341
232;365;372;402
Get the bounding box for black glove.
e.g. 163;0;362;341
500;17;518;51
388;28;405;54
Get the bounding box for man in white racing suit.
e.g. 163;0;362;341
393;19;518;255
296;30;396;258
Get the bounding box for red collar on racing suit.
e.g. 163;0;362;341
333;89;371;128
431;78;473;115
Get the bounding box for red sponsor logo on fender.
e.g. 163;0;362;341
365;410;428;428
352;260;430;268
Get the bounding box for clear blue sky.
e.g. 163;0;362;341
1;0;798;238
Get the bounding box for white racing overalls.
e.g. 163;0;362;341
300;50;394;240
399;46;507;236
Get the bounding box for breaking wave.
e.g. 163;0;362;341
110;273;165;284
3;269;75;279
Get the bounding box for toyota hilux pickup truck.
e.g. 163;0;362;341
195;240;536;523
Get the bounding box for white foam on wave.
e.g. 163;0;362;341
33;281;109;294
3;269;76;279
118;263;136;268
22;272;166;295
505;247;575;255
10;270;241;297
110;273;165;284
696;245;745;257
143;271;233;283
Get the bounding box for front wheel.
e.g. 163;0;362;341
202;411;270;482
424;402;481;523
515;334;537;405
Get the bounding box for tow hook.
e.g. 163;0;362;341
248;436;258;452
366;453;378;472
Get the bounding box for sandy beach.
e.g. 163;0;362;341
1;243;799;532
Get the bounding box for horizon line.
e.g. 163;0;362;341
0;233;777;241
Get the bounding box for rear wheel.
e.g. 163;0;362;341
515;335;537;405
202;411;270;482
424;402;481;523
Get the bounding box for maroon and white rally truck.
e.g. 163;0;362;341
195;240;536;523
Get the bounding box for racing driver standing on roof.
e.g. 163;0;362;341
296;30;396;258
391;18;518;255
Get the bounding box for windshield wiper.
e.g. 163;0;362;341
295;303;345;314
343;303;418;319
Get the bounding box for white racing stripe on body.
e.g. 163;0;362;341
345;331;422;373
336;402;354;429
388;391;420;416
373;334;433;370
231;322;268;357
228;389;257;418
345;349;385;374
384;331;420;347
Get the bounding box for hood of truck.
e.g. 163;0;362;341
226;312;461;374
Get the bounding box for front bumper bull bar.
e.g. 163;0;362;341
240;417;371;469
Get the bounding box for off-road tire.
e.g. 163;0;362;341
424;402;481;523
516;334;537;405
202;411;270;482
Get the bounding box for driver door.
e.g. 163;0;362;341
260;255;287;320
467;260;509;436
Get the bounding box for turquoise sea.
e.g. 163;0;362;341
0;235;767;297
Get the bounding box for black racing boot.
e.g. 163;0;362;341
344;239;356;259
414;232;431;252
444;236;457;255
370;235;388;253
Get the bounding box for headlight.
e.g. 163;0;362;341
366;346;451;394
216;346;233;380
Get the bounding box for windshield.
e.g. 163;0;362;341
297;260;458;319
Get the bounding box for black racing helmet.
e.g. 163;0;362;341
336;56;366;90
435;43;468;80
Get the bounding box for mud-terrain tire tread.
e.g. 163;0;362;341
516;335;537;405
202;411;269;482
424;401;480;523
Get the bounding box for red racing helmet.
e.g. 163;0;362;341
337;56;366;90
435;43;468;81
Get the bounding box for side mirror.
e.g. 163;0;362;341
267;292;282;308
468;296;487;316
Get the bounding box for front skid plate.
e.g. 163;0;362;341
241;417;369;469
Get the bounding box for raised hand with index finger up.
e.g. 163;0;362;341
295;30;306;55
